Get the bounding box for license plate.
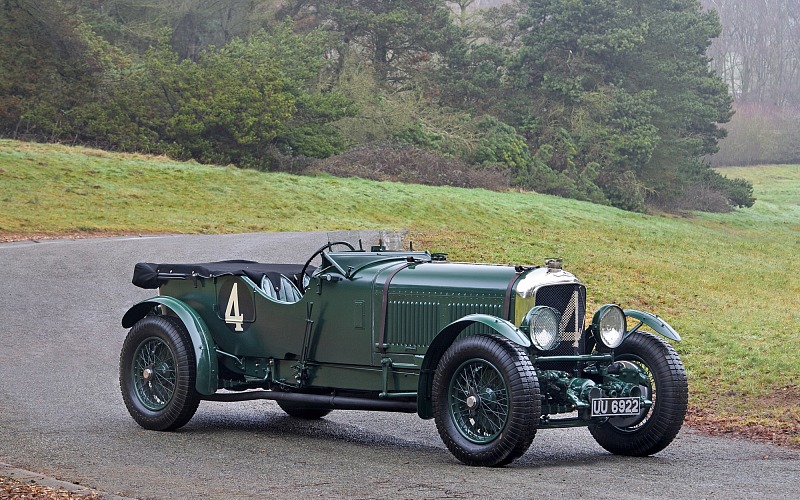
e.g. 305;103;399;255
591;397;640;417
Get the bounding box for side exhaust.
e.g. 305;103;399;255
203;390;417;413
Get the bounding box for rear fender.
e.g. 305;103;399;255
122;297;218;395
416;314;531;419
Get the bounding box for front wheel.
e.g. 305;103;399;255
120;315;200;431
432;334;541;467
589;332;688;456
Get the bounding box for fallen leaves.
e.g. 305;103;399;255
0;476;102;499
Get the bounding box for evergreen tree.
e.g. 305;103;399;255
284;0;461;83
0;0;121;139
506;0;738;209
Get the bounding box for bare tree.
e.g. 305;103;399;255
703;0;800;106
703;0;800;165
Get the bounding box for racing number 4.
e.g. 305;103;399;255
225;282;245;331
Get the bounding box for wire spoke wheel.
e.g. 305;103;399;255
449;359;510;444
132;337;177;411
433;334;540;467
120;315;200;431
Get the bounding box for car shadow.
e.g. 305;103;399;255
171;401;663;468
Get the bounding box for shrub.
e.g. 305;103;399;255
673;184;733;213
648;160;755;212
312;143;510;191
471;117;534;170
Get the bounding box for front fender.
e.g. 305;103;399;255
416;314;531;419
122;297;218;395
446;314;532;348
625;309;682;342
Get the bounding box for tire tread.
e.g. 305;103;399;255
119;315;201;431
589;332;687;456
432;334;540;467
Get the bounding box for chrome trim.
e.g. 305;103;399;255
513;267;583;326
515;267;582;299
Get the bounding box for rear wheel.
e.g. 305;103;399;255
276;400;333;419
589;332;687;455
120;316;200;431
432;334;540;467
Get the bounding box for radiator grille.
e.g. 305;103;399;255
535;284;587;363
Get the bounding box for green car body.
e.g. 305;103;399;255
120;240;688;466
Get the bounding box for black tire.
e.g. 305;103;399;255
432;334;540;467
120;315;201;431
589;332;687;456
276;400;333;419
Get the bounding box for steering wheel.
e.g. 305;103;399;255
300;241;356;292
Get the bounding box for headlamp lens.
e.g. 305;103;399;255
524;306;562;351
596;305;627;349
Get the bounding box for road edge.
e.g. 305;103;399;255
0;462;133;499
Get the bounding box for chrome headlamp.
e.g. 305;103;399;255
591;304;627;349
521;306;562;351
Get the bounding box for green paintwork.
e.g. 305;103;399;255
625;309;682;342
122;296;219;395
441;314;530;348
374;260;518;361
118;244;692;467
122;246;681;431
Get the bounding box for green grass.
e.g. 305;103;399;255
2;139;799;444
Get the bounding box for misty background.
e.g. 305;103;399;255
1;0;794;212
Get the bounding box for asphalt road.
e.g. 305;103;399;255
1;233;798;499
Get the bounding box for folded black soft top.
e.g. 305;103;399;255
132;260;312;290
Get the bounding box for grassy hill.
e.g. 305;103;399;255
2;139;798;445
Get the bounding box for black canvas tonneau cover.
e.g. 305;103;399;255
132;260;311;290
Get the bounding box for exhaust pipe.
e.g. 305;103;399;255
202;390;417;413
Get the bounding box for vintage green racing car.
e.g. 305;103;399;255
120;235;688;466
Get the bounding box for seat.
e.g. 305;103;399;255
260;274;303;303
277;275;303;302
260;274;278;300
